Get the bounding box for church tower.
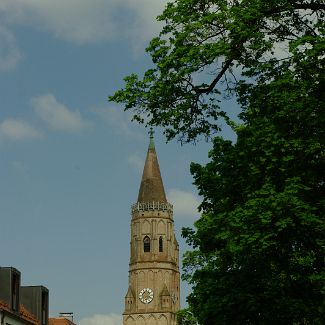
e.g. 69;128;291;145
123;131;180;325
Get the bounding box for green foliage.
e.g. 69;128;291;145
109;0;325;323
109;0;325;142
182;37;325;323
177;308;199;325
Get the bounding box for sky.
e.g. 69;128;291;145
0;1;236;325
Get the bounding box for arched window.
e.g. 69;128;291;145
143;236;150;252
159;236;163;252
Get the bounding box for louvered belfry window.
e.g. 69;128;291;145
143;236;151;252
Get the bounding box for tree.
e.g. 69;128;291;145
177;309;199;325
109;0;325;323
182;58;325;323
110;0;325;143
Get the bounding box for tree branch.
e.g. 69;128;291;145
194;59;233;94
294;3;325;11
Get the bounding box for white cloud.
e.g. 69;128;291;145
125;0;167;52
167;189;200;218
32;93;90;133
0;25;21;70
0;118;41;141
0;0;167;45
79;314;122;325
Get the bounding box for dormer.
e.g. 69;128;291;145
21;285;49;325
0;266;21;314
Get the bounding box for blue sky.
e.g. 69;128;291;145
0;1;236;324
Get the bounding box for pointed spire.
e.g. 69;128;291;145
137;129;167;203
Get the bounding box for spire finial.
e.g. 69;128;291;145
148;127;155;150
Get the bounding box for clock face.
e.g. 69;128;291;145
139;288;154;304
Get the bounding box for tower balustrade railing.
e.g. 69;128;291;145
131;201;173;213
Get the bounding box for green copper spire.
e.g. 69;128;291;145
148;127;155;150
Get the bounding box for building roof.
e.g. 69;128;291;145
137;131;167;203
0;299;10;312
20;304;39;325
49;318;76;325
0;300;39;325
